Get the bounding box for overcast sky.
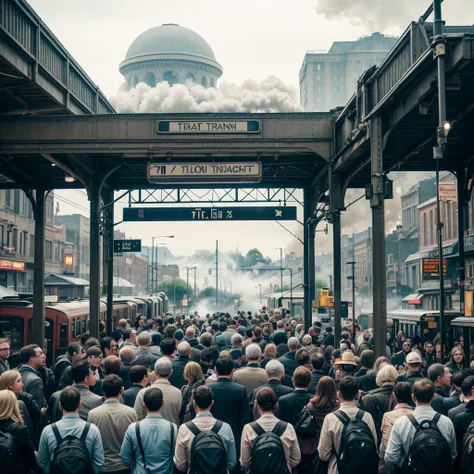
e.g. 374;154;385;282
27;0;473;261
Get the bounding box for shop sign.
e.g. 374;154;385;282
0;259;25;271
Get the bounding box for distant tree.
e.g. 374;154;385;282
198;287;216;299
158;279;191;304
315;279;328;289
245;248;271;267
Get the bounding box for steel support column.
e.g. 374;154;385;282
32;189;46;349
89;185;101;338
303;187;315;331
370;116;387;358
102;189;114;335
457;165;466;315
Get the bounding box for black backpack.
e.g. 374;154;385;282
460;420;474;474
186;420;227;474
50;423;93;474
334;410;378;474
404;413;452;474
294;405;322;439
0;427;17;473
249;421;290;474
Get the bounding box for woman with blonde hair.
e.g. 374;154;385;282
445;346;466;374
180;361;204;422
260;343;277;369
0;390;36;473
357;355;390;392
0;369;39;446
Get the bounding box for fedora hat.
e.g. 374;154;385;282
333;350;358;367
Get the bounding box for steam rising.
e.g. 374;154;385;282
110;76;302;113
316;0;474;31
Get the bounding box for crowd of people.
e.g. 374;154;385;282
0;307;473;474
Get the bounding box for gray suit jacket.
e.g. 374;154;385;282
51;384;103;421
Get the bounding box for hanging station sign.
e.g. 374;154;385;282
422;258;448;279
157;120;260;134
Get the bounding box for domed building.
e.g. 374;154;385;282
119;24;223;89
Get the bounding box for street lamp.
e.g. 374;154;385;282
256;284;262;305
151;236;174;294
396;225;403;299
275;248;283;297
346;261;356;340
186;266;196;308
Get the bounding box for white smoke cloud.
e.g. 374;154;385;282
315;0;474;31
110;76;302;113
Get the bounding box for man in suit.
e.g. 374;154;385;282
209;356;251;458
277;366;313;426
122;365;148;408
250;359;293;419
278;337;301;377
170;341;192;389
132;332;160;369
232;343;268;397
309;352;327;394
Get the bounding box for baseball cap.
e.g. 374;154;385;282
406;352;422;364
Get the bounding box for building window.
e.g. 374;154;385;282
30;234;34;257
5;190;11;209
185;72;196;83
144;72;156;87
163;71;178;85
429;210;434;246
210;77;215;88
46;240;52;261
11;228;18;253
131;75;139;88
201;76;208;87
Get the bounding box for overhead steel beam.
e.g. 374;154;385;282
0;156;41;188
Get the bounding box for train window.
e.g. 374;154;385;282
75;318;81;340
0;317;24;351
86;318;90;333
59;322;68;347
82;318;87;335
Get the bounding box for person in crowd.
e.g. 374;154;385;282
322;346;334;376
133;333;160;369
423;340;436;368
359;363;398;439
58;345;103;390
384;379;457;470
180;361;205;423
101;337;118;358
199;347;214;377
184;326;201;350
0;390;37;473
18;344;47;411
170;342;192;389
160;338;176;361
356;349;375;378
241;387;301;473
397;351;424;388
233;343;268;397
93;355;122;397
302;334;314;352
358;356;390;392
260;343;277;369
295;348;311;370
50;360;102;422
119;346;135;390
209;356;251;457
333;350;359;383
52;342;84;385
277;366;313;426
445;346;467;375
390;339;412;368
299;376;340;472
123;365;148;408
318;376;377;474
38;387;104;474
358;330;373;354
121;328;138;351
150;333;163;357
249;360;293;419
38;356;56;403
428;363;458;415
278;337;301;377
0;338;11;375
271;321;289;346
0;369;40;447
122;387;177;474
321;327;335;348
452;375;474;458
88;374;138;474
378;382;413;474
309;352;327;394
133;358;182;424
174;385;237;473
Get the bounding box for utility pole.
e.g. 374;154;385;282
275;247;283;297
347;261;356;340
193;267;197;303
215;240;219;310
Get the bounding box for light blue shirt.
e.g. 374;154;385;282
38;413;104;474
384;405;457;468
120;413;177;474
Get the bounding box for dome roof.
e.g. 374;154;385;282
125;24;217;61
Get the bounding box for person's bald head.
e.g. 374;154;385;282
177;341;191;357
185;327;195;339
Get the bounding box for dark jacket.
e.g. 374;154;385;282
278;351;299;377
119;363;133;389
276;389;312;426
453;400;474;458
359;383;394;439
397;370;424;387
0;418;36;473
122;383;143;408
52;353;72;385
170;355;191;389
321;333;335;347
309;370;326;394
209;377;251;454
391;350;408;367
357;371;377;392
38;366;56;402
432;386;461;415
18;365;47;410
58;365;74;390
18;399;38;449
448;401;467;421
132;348;160;369
356;367;371;378
271;331;288;347
250;379;294;417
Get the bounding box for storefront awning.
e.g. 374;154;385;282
45;274;90;286
402;293;423;305
113;277;135;288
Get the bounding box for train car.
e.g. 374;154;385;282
450;317;474;360
0;299;107;365
158;292;169;313
266;291;304;318
101;298;138;329
388;309;461;342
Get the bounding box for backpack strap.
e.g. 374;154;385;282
272;421;288;437
51;423;62;444
169;422;175;457
135;422;148;472
211;420;223;434
250;421;265;436
407;414;420;430
433;413;441;424
80;423;91;442
355;410;365;421
186;421;201;437
334;410;351;425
